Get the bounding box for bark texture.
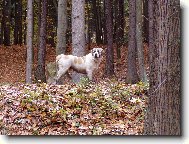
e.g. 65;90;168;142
26;0;34;84
71;0;86;83
136;0;147;82
115;0;124;59
105;0;114;76
2;0;11;46
144;0;181;135
35;0;47;83
143;0;149;43
127;0;139;84
56;0;67;55
14;0;22;45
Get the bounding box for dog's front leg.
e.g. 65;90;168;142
86;69;93;81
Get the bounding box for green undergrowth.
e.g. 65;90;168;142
0;80;149;135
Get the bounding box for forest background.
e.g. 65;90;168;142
0;0;181;136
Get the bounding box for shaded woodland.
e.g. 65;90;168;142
0;0;180;135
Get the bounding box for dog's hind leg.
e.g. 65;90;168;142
56;67;70;84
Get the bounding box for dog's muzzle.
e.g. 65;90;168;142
94;53;100;58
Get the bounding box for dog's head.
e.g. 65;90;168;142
91;48;104;58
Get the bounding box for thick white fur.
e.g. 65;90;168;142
56;48;103;82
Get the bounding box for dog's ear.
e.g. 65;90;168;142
91;49;94;56
100;48;104;54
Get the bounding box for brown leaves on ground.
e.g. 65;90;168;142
0;45;55;84
0;80;148;135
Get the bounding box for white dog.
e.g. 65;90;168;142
55;48;104;83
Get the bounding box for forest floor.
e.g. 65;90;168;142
0;44;149;135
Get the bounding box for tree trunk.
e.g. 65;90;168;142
23;8;27;45
2;0;11;46
0;0;3;45
18;0;22;44
143;0;149;43
92;0;102;45
127;0;139;84
144;0;180;135
36;0;41;47
136;0;147;82
14;0;19;45
14;0;22;45
56;0;67;55
71;0;86;83
85;0;90;47
52;0;58;13
47;0;56;47
35;0;47;83
66;0;72;44
103;0;107;44
26;0;34;84
115;0;124;59
105;0;114;76
97;0;103;44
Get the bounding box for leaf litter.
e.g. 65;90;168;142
0;80;149;135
